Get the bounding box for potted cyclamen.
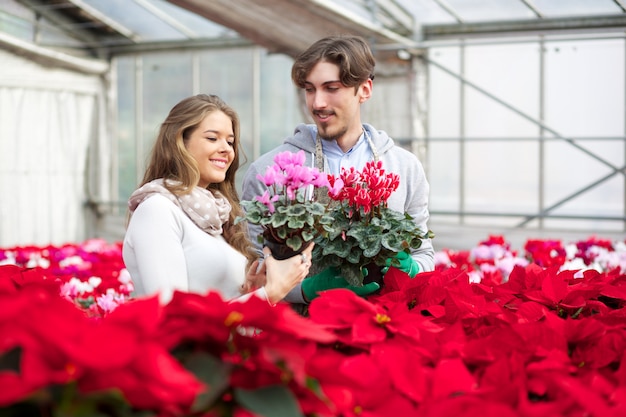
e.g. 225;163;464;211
313;160;434;287
238;150;332;260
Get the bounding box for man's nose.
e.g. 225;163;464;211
311;91;327;109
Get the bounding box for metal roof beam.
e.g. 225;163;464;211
66;0;139;41
518;0;544;18
0;30;108;74
613;0;626;12
132;0;199;39
423;14;626;40
166;0;419;58
431;0;464;24
368;0;415;35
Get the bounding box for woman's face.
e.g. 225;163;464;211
185;110;235;188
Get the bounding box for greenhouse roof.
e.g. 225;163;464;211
4;0;626;59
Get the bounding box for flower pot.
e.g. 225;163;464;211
264;239;312;261
362;262;384;289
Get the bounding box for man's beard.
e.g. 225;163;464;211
317;123;347;142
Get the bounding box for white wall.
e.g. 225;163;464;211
0;47;108;246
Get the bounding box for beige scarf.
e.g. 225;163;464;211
128;178;231;236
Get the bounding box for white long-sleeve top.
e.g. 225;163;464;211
123;194;264;304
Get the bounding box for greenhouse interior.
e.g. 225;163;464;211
1;0;625;250
1;0;626;416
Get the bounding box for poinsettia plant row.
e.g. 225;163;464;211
0;235;625;416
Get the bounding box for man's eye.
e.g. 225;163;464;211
304;87;314;93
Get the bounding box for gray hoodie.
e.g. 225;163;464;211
241;123;435;302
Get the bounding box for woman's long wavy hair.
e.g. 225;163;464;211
138;94;257;266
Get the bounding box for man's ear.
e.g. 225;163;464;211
358;79;373;103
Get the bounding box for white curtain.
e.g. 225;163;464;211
0;48;107;247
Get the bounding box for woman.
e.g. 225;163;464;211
123;94;312;304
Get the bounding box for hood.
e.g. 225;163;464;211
283;123;395;156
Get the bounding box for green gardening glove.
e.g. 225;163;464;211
382;251;420;278
301;267;381;302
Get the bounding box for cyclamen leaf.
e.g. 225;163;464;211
270;212;289;227
286;235;303;251
287;217;305;229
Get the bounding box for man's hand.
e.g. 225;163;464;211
301;267;380;302
382;251;420;278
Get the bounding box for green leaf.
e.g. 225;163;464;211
287;217;305;229
301;229;315;242
234;385;304;417
270;211;288;228
346;249;362;263
381;233;404;252
323;239;352;258
286;235;303;251
0;347;21;372
307;203;327;215
185;352;232;413
244;211;263;223
286;205;306;216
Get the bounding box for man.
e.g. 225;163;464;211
242;35;434;305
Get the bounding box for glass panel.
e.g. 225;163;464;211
0;1;85;49
328;0;378;25
141;51;194;170
38;17;87;49
445;0;536;22
363;74;413;140
0;0;34;40
534;0;622;18
198;48;254;191
83;0;187;41
428;46;462;139
115;56;137;202
543;38;625;227
143;0;237;38
428;142;461;212
544;38;625;137
397;0;457;24
259;52;300;156
428;46;462;214
464;141;540;214
464;43;540;138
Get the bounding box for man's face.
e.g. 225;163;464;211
303;61;371;144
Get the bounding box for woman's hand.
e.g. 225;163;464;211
241;258;267;294
263;243;314;305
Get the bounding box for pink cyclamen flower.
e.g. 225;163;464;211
274;149;305;170
257;164;286;187
255;190;279;213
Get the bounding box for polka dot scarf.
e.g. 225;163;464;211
128;178;231;237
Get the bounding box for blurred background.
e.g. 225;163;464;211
0;0;624;251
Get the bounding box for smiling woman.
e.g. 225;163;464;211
184;109;236;188
122;94;313;305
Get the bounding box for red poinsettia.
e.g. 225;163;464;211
2;235;626;416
